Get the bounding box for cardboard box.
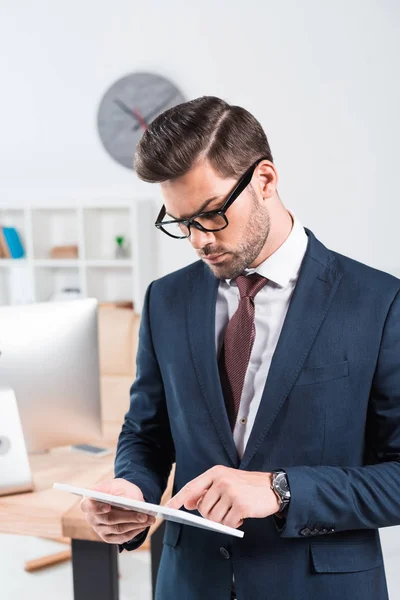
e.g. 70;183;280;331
50;245;79;259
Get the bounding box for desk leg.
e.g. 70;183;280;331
71;539;119;600
151;520;165;600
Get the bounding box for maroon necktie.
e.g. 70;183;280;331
218;273;267;430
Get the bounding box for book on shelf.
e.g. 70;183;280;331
0;226;25;259
0;226;11;258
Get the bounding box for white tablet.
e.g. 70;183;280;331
53;482;245;538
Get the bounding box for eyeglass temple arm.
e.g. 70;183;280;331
155;156;268;225
155;205;166;225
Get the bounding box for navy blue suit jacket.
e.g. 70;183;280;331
115;228;400;599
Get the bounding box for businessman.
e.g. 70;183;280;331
81;96;400;599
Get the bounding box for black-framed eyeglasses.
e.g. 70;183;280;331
154;156;268;239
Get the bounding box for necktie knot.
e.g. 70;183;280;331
235;273;267;300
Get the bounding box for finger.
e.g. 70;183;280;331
205;498;232;524
196;488;221;517
103;509;156;525
85;510;155;528
167;473;214;510
222;506;245;529
101;521;150;536
100;527;147;545
80;497;111;514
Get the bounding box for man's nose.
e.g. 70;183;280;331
189;226;216;250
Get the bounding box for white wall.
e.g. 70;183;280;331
1;0;399;278
1;1;399;594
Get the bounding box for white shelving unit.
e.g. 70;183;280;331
0;200;156;312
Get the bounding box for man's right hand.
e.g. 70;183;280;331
80;478;156;545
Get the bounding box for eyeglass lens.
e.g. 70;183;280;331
161;212;227;238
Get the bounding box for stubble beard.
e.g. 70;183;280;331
204;202;271;280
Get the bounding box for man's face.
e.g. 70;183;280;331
160;159;271;280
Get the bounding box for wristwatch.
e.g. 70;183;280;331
270;471;291;513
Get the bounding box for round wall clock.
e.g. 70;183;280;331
97;72;185;170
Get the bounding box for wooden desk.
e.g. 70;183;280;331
0;446;165;600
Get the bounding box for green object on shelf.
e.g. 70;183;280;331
115;235;128;258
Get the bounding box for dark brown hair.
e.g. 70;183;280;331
134;96;273;182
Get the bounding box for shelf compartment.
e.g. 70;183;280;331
0;208;27;258
31;208;79;260
34;266;82;303
83;207;132;261
86;266;133;304
0;263;34;305
0;269;10;304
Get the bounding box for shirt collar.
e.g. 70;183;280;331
226;211;308;288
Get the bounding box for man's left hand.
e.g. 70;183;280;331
166;466;281;529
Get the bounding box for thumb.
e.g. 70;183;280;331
93;478;144;501
91;480;115;494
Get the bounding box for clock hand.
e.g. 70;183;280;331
114;99;141;125
131;90;180;131
132;107;148;131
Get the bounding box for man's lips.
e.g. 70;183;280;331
202;252;228;264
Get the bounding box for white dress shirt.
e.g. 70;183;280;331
215;213;308;459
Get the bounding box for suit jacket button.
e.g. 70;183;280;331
310;529;319;536
300;528;311;536
320;528;328;534
220;547;230;559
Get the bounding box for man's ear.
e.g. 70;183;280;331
257;161;278;199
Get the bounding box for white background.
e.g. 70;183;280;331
1;1;399;597
1;0;399;278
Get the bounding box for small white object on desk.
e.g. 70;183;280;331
70;443;112;457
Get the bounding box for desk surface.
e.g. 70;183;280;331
0;446;115;541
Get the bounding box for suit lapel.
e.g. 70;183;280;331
186;263;239;467
240;229;343;470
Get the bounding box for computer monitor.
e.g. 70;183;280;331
0;298;102;452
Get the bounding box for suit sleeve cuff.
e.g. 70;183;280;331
118;527;150;553
275;466;316;538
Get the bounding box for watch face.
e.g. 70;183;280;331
275;473;290;497
97;72;186;169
